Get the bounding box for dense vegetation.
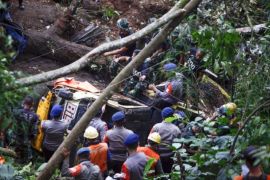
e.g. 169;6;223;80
0;0;270;179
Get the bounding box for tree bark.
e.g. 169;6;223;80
15;5;187;87
0;147;17;158
37;0;202;179
236;23;267;34
23;0;91;64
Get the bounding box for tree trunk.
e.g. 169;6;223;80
22;0;92;64
25;30;92;64
15;5;187;88
37;0;202;179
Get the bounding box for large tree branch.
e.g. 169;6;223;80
236;23;267;34
37;0;202;179
15;4;187;88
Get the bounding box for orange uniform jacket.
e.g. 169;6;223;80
89;143;108;173
137;146;164;175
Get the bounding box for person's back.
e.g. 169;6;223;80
42;119;68;151
150;107;181;173
89;142;108;173
12;96;38;163
62;147;102;180
103;111;133;173
41;105;67;161
104;126;132;161
151;122;180;155
137;146;163;176
13;108;38;140
122;152;147;180
89;117;108;141
137;146;159;161
121;133;148;180
71;160;102;180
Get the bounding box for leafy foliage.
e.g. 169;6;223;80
0;4;29;132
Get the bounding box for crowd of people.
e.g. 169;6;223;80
0;1;269;178
2;94;269;180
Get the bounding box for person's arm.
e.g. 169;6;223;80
104;47;128;56
103;133;109;143
121;163;130;180
114;56;130;63
155;159;164;175
99;123;108;141
31;115;39;138
61;157;73;177
61;148;82;177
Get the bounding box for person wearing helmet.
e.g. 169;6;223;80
148;63;184;108
61;147;103;180
119;49;150;98
137;132;164;176
119;133;147;180
103;111;133;173
104;18;136;58
88;106;108;142
41;104;68;162
83;126;109;177
234;146;270;180
150;107;181;173
12;96;39;163
208;102;237;125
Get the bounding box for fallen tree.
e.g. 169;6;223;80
24;0;94;63
16;3;187;87
37;0;202;179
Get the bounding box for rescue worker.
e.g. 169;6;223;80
62;147;103;180
83;126;109;177
12;96;38;163
137;132;164;176
120;133;148;180
103;111;133;173
234;146;270;180
88;107;108;142
208;102;237;123
121;49;149;98
41;104;68;162
150;107;181;173
149;63;184;108
104;18;136;57
186;48;205;76
104;18;136;78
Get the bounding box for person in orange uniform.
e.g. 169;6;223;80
137;132;164;176
83;126;110;178
234;146;270;180
61;147;103;180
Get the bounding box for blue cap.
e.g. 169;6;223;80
112;111;125;122
162;107;174;119
163;63;177;71
77;147;90;156
50;105;63;118
124;133;139;146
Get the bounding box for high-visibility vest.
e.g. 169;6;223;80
137;146;160;175
89;143;108;173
